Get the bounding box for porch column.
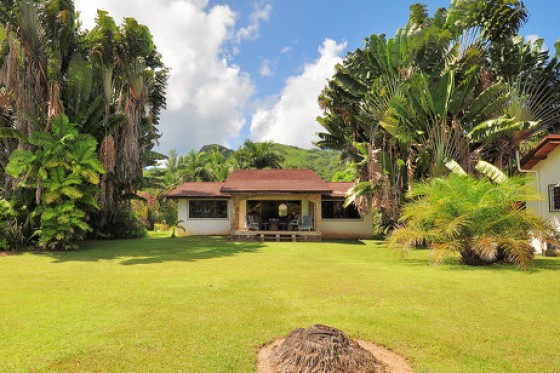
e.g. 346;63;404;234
312;195;322;232
237;196;247;230
231;196;240;230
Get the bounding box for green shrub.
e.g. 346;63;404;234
6;115;104;250
0;199;16;250
92;209;147;240
389;161;560;269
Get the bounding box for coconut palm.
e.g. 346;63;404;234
234;140;284;169
178;150;212;182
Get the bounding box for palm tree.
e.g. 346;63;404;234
179;150;212;182
86;10;168;229
317;1;560;227
205;146;232;181
0;2;168;242
468;37;560;171
388;160;560;268
234;140;284;169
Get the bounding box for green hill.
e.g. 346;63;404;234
270;143;347;181
197;142;349;181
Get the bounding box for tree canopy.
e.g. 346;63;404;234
0;0;168;248
317;0;560;226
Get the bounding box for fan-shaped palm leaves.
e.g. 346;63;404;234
317;1;560;228
388;161;560;268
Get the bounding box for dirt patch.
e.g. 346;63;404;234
0;252;12;257
258;325;412;373
354;340;413;373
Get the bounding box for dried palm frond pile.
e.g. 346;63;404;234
268;324;388;373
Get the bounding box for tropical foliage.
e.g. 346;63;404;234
6;115;104;249
317;0;560;226
388;161;560;268
150;141;346;190
148;141;286;189
0;0;168;248
136;141;286;232
136;141;350;231
0;198;17;250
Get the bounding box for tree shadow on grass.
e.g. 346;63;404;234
321;239;367;246
533;257;560;271
401;251;560;272
43;236;265;265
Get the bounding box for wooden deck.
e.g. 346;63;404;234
231;230;321;242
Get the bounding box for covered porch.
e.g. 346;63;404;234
231;193;322;234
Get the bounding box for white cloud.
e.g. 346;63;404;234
260;59;273;77
250;39;346;148
235;2;272;43
75;0;254;153
280;46;292;54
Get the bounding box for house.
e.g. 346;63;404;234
166;169;373;240
520;134;560;253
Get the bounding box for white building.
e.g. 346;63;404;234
520;135;560;253
167;169;373;240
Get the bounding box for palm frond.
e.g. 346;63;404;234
445;159;467;177
475;160;508;184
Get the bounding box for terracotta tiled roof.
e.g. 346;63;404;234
221;169;331;193
323;182;354;198
166;182;230;198
520;134;560;169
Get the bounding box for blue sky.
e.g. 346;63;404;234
76;0;560;154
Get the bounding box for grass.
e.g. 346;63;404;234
1;233;560;372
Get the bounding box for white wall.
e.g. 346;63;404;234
526;146;560;253
321;212;373;239
177;199;233;236
176;195;373;238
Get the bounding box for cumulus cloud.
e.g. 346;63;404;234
75;0;254;153
250;39;346;148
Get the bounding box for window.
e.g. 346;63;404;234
189;200;228;219
549;185;560;212
321;200;361;219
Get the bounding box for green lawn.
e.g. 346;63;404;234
1;233;560;372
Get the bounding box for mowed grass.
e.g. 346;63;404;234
1;233;560;372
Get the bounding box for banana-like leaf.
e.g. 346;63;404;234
353;142;368;157
475;160;508;184
468;117;540;143
344;181;372;208
433;70;454;117
445;159;467;177
336;71;367;97
464;82;507;124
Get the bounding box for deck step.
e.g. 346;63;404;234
233;230;321;242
